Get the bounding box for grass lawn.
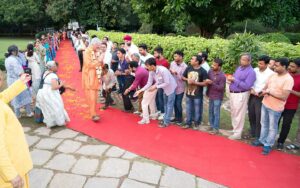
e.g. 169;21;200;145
0;37;34;56
0;37;34;69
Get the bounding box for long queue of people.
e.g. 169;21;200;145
73;31;300;156
3;32;72;129
0;31;70;188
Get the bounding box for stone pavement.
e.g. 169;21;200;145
24;123;227;188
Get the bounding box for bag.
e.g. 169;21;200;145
58;79;66;94
34;106;44;123
59;86;66;94
39;72;50;89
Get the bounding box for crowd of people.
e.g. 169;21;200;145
69;31;300;156
0;29;299;188
3;32;71;129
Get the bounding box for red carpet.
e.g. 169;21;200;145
57;41;300;188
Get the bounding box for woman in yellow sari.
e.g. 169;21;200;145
0;72;33;188
82;38;104;122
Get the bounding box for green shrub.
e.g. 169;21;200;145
88;30;300;73
259;33;291;44
283;32;300;44
228;19;276;35
224;33;262;73
0;58;5;71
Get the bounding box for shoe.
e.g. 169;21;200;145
158;114;164;120
170;119;178;123
133;111;141;114
181;125;190;129
158;124;168;128
229;134;241;140
210;129;219;135
277;143;284;150
252;140;264;147
92;115;100;122
123;109;135;113
176;122;182;126
286;144;300;150
262;146;272;155
158;121;164;125
208;127;213;131
26;112;34;117
192;125;199;130
138;119;150;125
150;113;158;120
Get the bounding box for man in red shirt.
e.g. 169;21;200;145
154;46;169;69
277;58;300;150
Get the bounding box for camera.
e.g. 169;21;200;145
24;68;32;75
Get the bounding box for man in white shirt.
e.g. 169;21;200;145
77;35;88;72
123;35;139;62
138;43;154;67
135;58;177;128
101;64;117;109
100;43;112;69
103;36;113;52
198;51;210;125
248;55;274;139
198;52;210;73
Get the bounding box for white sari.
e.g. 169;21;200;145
36;72;70;128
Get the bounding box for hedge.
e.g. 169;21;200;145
88;30;300;73
284;32;300;45
258;33;291;44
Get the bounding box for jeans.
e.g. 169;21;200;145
121;75;134;111
209;99;222;130
163;91;176;125
186;97;202;126
156;88;165;113
174;93;184;122
259;104;282;147
278;109;297;144
15;104;32;117
117;75;126;93
248;94;263;138
102;89;114;107
199;97;204;123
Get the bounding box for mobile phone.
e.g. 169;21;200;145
24;68;32;75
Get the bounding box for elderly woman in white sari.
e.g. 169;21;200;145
36;61;70;128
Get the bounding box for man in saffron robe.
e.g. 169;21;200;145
82;38;104;122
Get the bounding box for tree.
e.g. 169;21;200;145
130;0;300;37
44;0;140;31
45;0;75;23
0;0;42;24
75;0;139;31
0;0;48;33
259;0;300;30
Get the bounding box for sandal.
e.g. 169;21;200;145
92;115;100;122
286;144;300;150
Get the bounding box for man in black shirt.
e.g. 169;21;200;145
182;55;208;129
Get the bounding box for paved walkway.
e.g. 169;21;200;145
24;122;226;188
